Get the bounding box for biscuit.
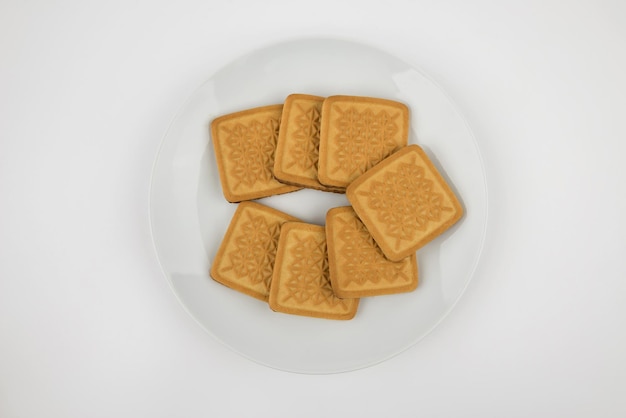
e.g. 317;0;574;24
274;94;344;193
347;145;463;261
326;206;418;298
210;202;300;301
268;222;359;320
211;105;301;202
318;95;409;188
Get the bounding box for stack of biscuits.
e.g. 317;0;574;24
209;94;463;320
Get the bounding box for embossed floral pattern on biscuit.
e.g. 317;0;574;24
358;156;454;246
221;117;280;189
286;102;321;174
335;215;411;286
284;235;349;308
224;212;282;291
333;107;401;176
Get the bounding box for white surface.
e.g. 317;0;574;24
150;38;487;373
1;0;625;416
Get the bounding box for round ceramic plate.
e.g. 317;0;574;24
149;38;487;374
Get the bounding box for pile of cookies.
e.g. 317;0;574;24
209;94;462;320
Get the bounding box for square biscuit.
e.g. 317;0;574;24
268;222;359;320
318;96;409;189
326;206;418;298
211;105;301;202
274;94;344;193
210;202;300;301
347;145;463;261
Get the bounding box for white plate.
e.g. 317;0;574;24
149;38;487;374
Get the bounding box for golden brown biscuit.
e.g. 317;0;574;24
211;105;301;202
274;94;344;193
347;145;463;261
210;202;300;301
268;222;359;320
318;96;409;188
326;206;418;298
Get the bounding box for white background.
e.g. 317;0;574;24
1;0;625;417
